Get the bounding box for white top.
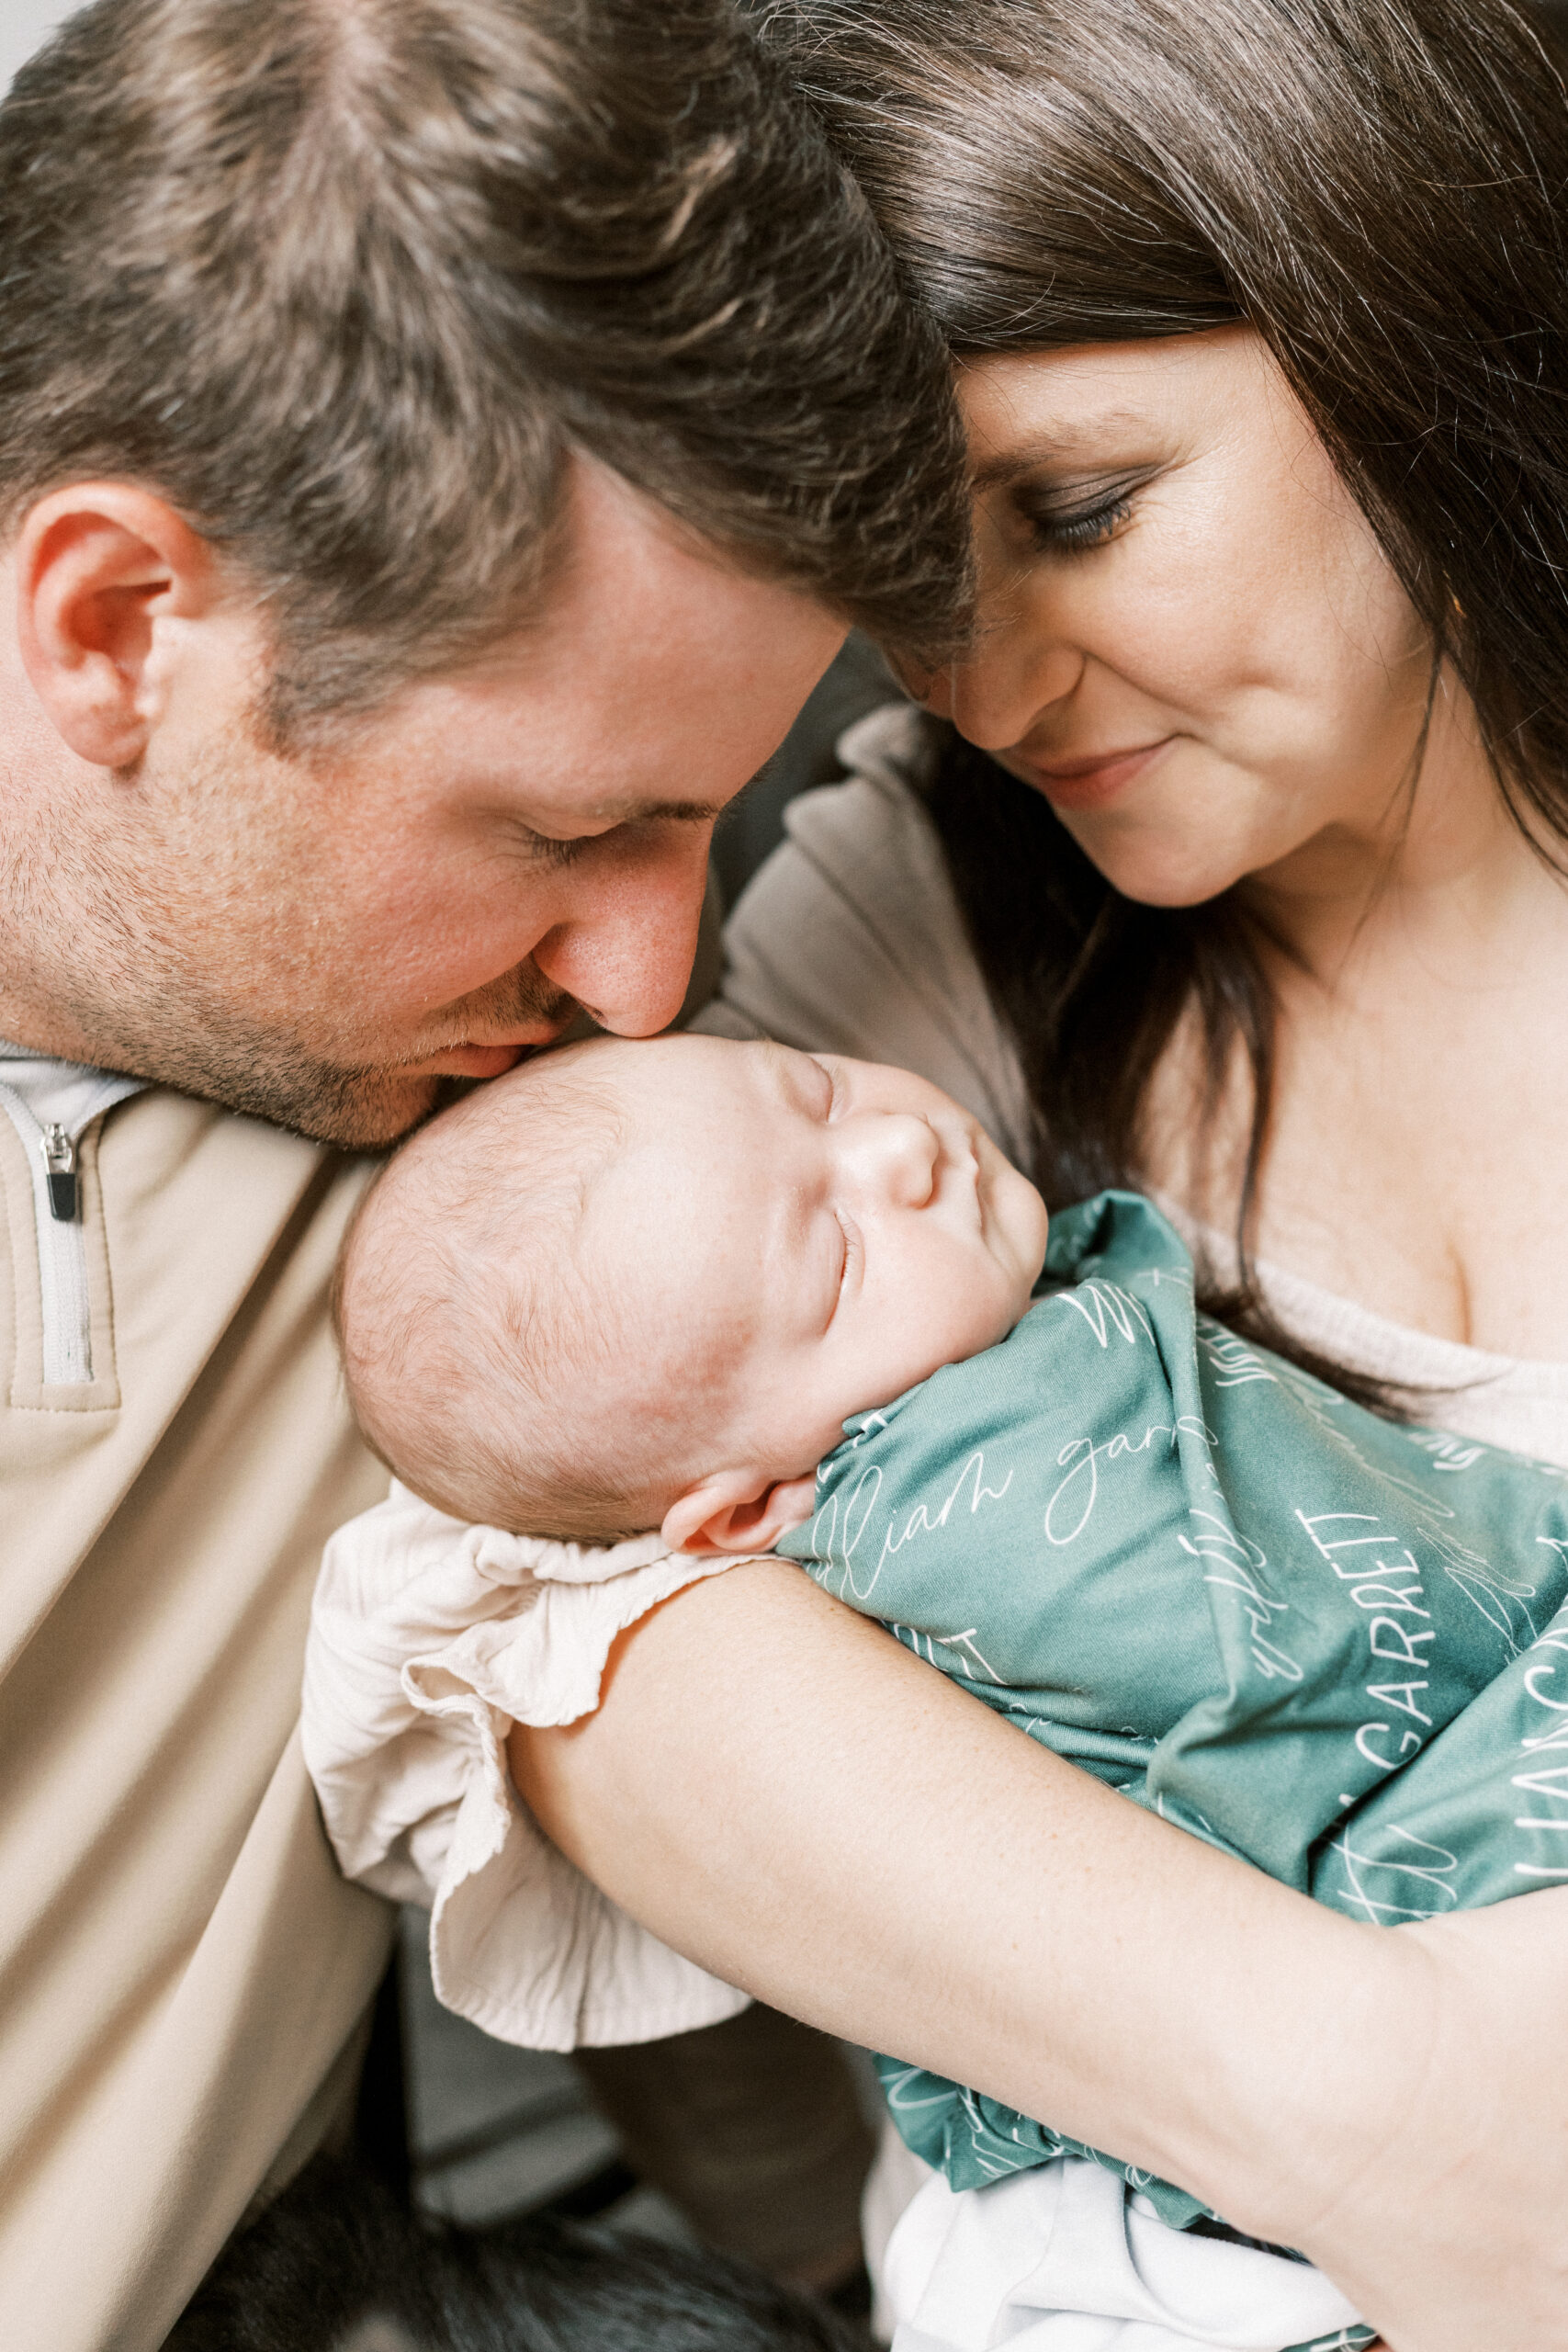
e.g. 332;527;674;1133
301;699;1568;2075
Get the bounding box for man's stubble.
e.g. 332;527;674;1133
0;718;573;1148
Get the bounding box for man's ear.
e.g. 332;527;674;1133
16;483;220;768
661;1465;819;1555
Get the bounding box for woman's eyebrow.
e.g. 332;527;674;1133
970;413;1148;493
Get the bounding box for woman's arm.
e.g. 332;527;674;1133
512;1562;1568;2352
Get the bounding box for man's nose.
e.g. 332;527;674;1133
529;821;714;1038
838;1113;939;1206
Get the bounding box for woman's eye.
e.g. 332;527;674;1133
1021;492;1133;555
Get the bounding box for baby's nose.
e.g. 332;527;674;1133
840;1112;939;1205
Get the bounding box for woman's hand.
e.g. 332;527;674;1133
512;1562;1568;2349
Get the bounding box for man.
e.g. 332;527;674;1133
0;3;968;2343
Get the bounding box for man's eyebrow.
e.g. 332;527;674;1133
969;413;1150;494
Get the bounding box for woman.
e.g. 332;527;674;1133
513;2;1568;2341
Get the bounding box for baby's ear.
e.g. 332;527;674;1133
661;1469;818;1555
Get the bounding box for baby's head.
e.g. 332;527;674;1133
336;1034;1047;1550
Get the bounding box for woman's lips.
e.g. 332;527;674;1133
1026;738;1171;811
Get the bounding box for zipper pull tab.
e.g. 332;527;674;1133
40;1124;77;1222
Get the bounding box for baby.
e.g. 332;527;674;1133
321;1030;1568;2352
336;1029;1049;1559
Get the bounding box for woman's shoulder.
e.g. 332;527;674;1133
764;699;949;903
701;702;1033;1164
710;700;947;988
805;695;940;810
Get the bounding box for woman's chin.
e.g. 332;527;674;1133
1034;743;1302;909
1056;812;1261;910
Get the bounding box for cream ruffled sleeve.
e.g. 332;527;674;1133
302;1483;757;2050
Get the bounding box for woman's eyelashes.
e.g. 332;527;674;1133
1010;474;1145;555
1043;495;1131;552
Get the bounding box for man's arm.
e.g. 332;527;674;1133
513;1561;1568;2352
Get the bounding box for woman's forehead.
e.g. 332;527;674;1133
958;325;1271;464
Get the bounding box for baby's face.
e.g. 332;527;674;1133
585;1035;1048;1487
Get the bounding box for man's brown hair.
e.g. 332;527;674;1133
0;0;969;741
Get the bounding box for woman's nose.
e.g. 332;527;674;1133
938;585;1086;752
838;1113;939;1206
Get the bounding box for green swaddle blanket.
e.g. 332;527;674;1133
778;1191;1568;2234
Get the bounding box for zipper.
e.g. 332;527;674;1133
41;1124;78;1222
0;1076;142;1386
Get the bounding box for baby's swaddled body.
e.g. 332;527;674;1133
316;1038;1568;2352
783;1190;1568;2352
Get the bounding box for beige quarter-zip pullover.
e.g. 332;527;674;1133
0;1074;391;2352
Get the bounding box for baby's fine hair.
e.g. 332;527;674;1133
335;1044;687;1539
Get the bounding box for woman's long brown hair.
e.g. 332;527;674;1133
765;0;1568;1404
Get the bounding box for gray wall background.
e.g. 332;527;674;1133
3;2;67;93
